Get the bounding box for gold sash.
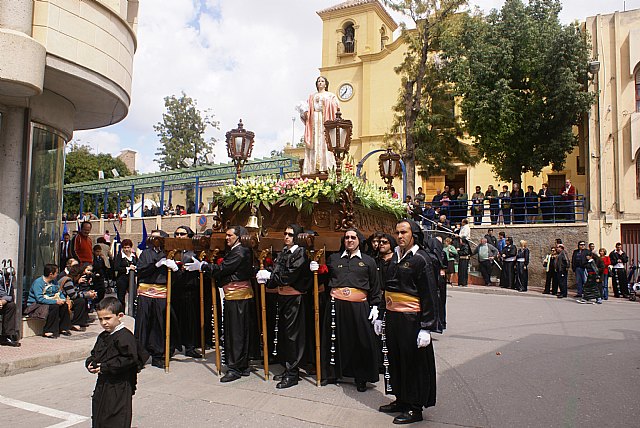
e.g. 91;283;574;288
385;291;420;313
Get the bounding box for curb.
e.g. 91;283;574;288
0;343;93;377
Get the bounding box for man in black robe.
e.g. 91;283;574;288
256;224;311;389
316;228;380;392
376;219;440;424
134;229;178;369
172;226;202;358
188;226;256;382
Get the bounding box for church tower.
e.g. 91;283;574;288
316;0;402;185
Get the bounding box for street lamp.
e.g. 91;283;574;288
226;119;255;179
323;108;352;182
378;148;401;192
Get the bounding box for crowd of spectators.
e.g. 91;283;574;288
403;180;581;226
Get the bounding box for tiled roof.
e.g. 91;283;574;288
318;0;377;14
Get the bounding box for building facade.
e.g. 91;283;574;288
305;0;588;205
0;0;138;319
585;8;640;258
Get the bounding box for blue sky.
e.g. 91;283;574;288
74;0;640;174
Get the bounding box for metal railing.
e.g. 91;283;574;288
413;195;586;226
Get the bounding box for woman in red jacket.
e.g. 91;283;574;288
598;248;610;300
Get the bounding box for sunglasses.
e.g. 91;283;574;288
344;235;358;240
175;232;188;236
284;232;294;237
379;240;389;244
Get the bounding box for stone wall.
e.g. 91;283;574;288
469;223;589;289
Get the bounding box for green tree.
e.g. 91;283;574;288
443;0;595;182
385;0;472;196
154;92;219;170
64;143;131;214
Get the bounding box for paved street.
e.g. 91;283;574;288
2;290;639;427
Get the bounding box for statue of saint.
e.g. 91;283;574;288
299;76;338;175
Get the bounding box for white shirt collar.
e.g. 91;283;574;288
231;241;241;250
286;244;299;253
341;249;362;259
110;323;126;335
395;244;419;261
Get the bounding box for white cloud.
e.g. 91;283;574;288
92;0;637;174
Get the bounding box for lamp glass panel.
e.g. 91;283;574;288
234;136;243;155
383;159;391;175
329;128;336;148
339;127;347;148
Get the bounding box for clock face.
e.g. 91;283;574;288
338;83;354;101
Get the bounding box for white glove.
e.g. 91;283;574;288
155;258;167;268
373;319;383;336
417;330;431;348
368;306;379;324
310;261;319;272
165;259;179;272
185;256;206;272
256;269;271;284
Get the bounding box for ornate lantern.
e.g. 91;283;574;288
324;108;352;182
378;148;401;191
226;119;255;179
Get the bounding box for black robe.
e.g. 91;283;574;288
321;251;380;384
86;328;149;428
172;250;201;351
381;247;439;409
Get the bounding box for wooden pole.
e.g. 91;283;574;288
258;249;271;381
198;251;206;359
313;248;325;387
164;250;176;373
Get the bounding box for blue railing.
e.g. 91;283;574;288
415;195;586;226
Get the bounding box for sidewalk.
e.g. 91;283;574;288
0;314;134;377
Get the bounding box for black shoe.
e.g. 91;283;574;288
557;295;565;299
185;348;202;358
151;358;165;369
574;294;582;298
320;378;338;386
0;337;21;347
393;410;423;424
379;401;406;413
220;371;242;383
276;377;298;389
60;331;72;336
240;368;251;377
356;381;367;392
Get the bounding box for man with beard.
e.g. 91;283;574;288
315;228;380;392
135;229;178;369
187;226;256;382
256;224;311;389
375;219;440;424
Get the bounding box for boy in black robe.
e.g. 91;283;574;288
86;297;148;428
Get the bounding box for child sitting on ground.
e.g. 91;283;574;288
86;297;148;428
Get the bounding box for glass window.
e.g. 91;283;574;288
22;124;66;297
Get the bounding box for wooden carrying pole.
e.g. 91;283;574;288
207;247;221;376
164;250;176;373
258;249;271;381
313;248;325;387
